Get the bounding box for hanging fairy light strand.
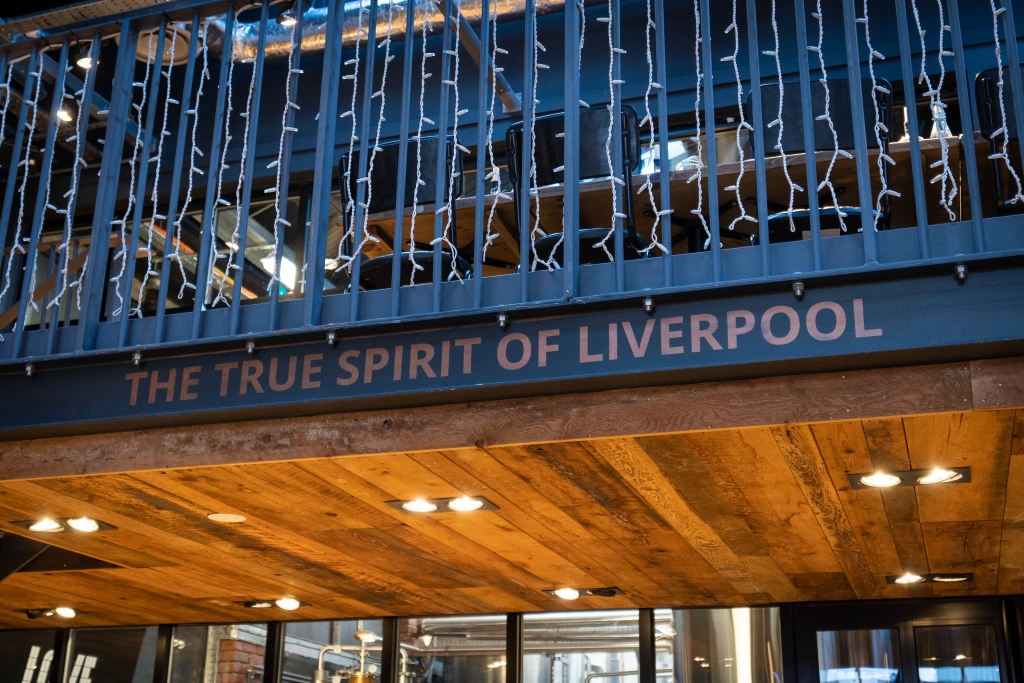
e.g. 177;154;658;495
213;28;259;308
482;0;509;263
0;56;46;307
984;0;1024;205
108;32;155;318
686;0;710;247
134;29;178;317
911;0;957;220
528;3;555;270
858;0;899;230
723;0;755;234
435;2;469;280
0;63;13;169
208;10;238;303
171;20;211;299
765;0;802;233
49;42;94;313
636;0;669;254
409;0;441;284
808;1;849;231
592;0;624;264
265;13;303;291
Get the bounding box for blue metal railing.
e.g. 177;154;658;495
0;0;1023;366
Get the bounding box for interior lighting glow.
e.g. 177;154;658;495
208;513;246;523
401;499;437;512
29;518;63;532
917;468;963;485
448;497;485;512
553;587;580;600
57;108;73;123
275;597;301;611
894;572;924;584
66;517;100;532
860;472;902;488
54;607;76;618
76;54;93;69
933;575;968;582
354;630;378;643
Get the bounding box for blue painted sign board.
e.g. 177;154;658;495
2;268;1023;437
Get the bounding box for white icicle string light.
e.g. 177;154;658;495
765;0;803;233
482;0;508;263
213;26;258;308
911;0;957;220
636;0;669;254
435;3;468;281
331;1;370;274
134;28;178;316
723;0;755;233
266;15;301;292
209;10;238;305
592;0;622;263
0;59;46;308
172;20;210;299
409;0;440;284
530;3;555;270
0;63;13;169
686;0;710;247
808;1;848;231
49;42;95;313
858;0;899;230
985;0;1024;204
108;33;155;318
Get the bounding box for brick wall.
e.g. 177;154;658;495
217;639;266;683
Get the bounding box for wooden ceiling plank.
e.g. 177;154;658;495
769;425;878;599
997;410;1024;594
921;520;1002;596
811;421;905;598
905;411;1014;523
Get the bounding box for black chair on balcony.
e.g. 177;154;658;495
338;137;468;290
753;77;894;244
505;105;646;267
975;65;1024;216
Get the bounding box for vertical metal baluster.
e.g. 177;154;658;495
49;33;98;355
793;0;822;270
14;41;70;358
563;0;580;299
893;0;930;258
431;0;454;313
192;10;233;340
946;0;984;250
390;0;417;316
473;0;491;307
999;0;1024;208
699;0;722;281
229;0;270;334
0;46;38;325
77;22;139;352
350;0;381;322
155;12;201;343
519;0;536;302
119;23;166;347
42;247;57;330
839;0;878;265
653;0;672;285
305;0;344;328
64;240;79;329
744;0;770;275
268;0;306;332
611;0;624;291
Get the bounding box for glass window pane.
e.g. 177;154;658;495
282;620;383;683
169;624;269;683
0;630;59;683
662;608;782;683
816;629;900;683
524;610;639;683
67;627;160;683
915;626;1001;683
399;616;506;683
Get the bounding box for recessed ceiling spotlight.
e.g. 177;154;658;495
401;499;438;513
54;607;76;619
894;572;925;584
354;629;378;643
208;513;247;523
275;597;302;611
66;517;100;533
544;586;625;599
552;587;580;600
448;497;485;512
917;468;963;485
933;575;968;582
860;472;902;488
243;601;274;608
28;518;63;532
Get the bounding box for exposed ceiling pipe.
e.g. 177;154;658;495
205;0;564;113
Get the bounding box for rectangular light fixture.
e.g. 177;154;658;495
885;573;973;584
385;497;500;513
847;467;970;490
543;587;625;598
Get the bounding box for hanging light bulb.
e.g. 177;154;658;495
73;45;94;70
57;108;73;123
276;0;298;26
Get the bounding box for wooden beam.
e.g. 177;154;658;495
0;360;976;481
971;357;1024;410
